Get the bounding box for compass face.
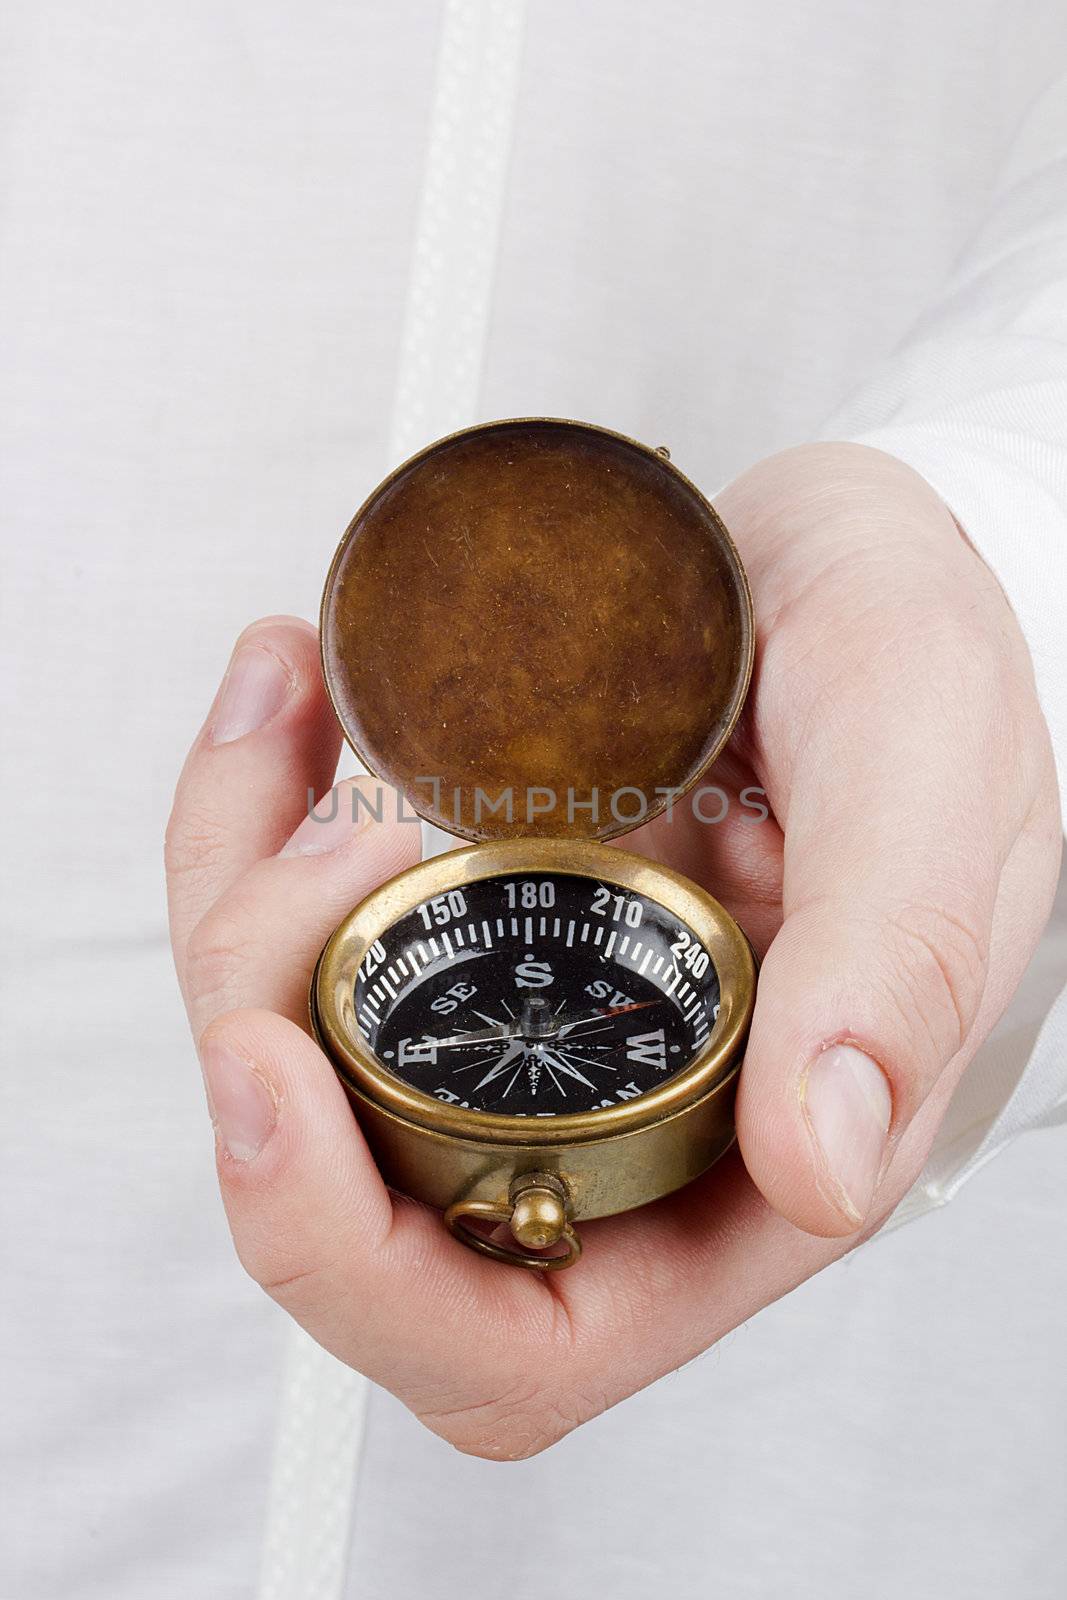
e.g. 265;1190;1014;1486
354;872;721;1118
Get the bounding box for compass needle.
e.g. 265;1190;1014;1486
312;418;757;1268
338;865;741;1123
471;1009;506;1030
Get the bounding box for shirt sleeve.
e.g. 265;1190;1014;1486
815;70;1067;1230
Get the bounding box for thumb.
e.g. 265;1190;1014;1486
735;872;991;1237
735;612;1012;1239
716;442;1052;1238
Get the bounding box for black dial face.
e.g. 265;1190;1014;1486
353;872;720;1118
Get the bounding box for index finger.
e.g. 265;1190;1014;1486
165;616;341;976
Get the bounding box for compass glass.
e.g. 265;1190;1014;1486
354;872;721;1117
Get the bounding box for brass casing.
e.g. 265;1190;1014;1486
311;838;756;1224
312;419;759;1261
318;417;755;843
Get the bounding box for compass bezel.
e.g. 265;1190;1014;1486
312;837;756;1148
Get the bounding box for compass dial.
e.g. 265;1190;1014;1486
354;872;721;1117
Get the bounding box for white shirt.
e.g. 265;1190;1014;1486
2;3;1065;1597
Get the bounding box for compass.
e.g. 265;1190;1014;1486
312;419;757;1269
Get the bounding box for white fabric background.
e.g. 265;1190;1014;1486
1;3;1065;1597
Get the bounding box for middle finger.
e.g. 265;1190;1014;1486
182;776;422;1040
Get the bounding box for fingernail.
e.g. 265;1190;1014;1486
279;789;363;856
211;644;292;745
201;1043;277;1162
801;1044;892;1224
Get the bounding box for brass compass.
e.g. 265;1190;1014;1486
311;418;757;1269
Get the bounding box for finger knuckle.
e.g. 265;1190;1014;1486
254;1255;337;1316
420;1379;604;1462
229;1227;348;1320
881;900;989;1068
184;902;263;1013
164;801;229;888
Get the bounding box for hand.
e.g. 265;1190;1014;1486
165;443;1061;1458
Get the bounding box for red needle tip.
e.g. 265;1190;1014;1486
595;1001;658;1018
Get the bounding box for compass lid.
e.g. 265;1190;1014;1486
320;418;754;843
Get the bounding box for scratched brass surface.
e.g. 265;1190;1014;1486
320;418;753;841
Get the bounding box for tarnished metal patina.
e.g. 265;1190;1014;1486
313;419;757;1269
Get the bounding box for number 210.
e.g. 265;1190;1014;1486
590;886;642;927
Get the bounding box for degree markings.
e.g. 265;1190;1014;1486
368;937;711;1023
356;889;717;1073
